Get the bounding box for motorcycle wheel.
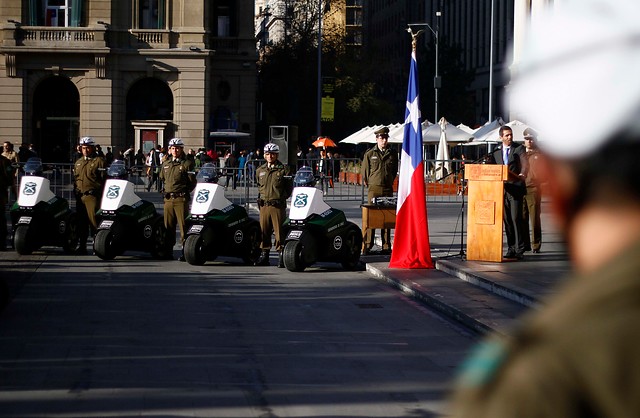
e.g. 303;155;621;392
341;228;362;270
14;225;34;255
184;234;207;265
150;218;169;259
61;213;79;254
241;224;262;265
283;240;306;272
94;230;117;260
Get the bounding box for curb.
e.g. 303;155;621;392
435;259;540;309
366;263;519;336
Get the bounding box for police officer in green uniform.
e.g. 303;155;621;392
0;153;13;250
159;138;195;261
522;128;542;253
255;143;292;267
74;136;106;255
361;126;398;255
449;2;640;417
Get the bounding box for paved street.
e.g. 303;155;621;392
0;239;476;417
0;192;570;417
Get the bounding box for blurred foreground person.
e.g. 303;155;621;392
449;1;640;417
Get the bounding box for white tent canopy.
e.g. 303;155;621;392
468;119;538;144
472;117;506;142
340;121;427;144
340;125;383;144
387;120;433;143
423;118;474;143
456;123;477;134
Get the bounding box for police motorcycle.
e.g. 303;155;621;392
93;160;168;260
282;166;362;272
183;163;262;265
10;158;78;255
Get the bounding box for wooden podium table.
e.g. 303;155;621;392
361;204;396;251
464;164;508;262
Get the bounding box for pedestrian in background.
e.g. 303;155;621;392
224;150;237;190
448;1;640;417
134;148;145;167
522;128;542;253
18;144;35;162
123;145;135;168
489;126;528;260
73;137;106;255
146;146;161;192
317;148;333;195
255;143;292;267
237;150;247;186
95;144;105;158
361;126;398;255
0;153;12;250
105;146;114;165
2;141;19;201
159;138;195;261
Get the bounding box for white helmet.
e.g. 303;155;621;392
79;136;95;146
264;143;280;153
510;0;640;159
168;138;184;147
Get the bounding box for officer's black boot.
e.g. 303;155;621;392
75;241;88;255
255;250;270;266
277;251;284;268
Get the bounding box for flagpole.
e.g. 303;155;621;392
389;26;434;269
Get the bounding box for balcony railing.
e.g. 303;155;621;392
6;26;107;49
129;29;171;48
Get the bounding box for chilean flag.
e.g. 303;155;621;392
389;50;434;269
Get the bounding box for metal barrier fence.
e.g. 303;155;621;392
6;157;466;211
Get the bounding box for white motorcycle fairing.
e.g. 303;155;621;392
190;183;233;215
100;179;142;211
288;186;331;221
17;176;56;207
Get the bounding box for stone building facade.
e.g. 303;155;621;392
0;0;256;162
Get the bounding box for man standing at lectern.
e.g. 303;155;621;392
489;126;528;260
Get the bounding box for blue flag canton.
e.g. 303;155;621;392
403;53;424;168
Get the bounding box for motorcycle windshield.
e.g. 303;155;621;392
23;158;43;176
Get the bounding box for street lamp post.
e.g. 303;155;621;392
488;0;495;122
316;0;323;137
408;9;442;123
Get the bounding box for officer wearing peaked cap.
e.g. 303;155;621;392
449;2;640;417
74;136;106;254
361;125;398;255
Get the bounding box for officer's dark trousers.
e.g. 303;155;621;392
77;194;100;246
366;186;392;251
259;205;286;252
523;185;542;251
164;196;188;248
503;184;526;254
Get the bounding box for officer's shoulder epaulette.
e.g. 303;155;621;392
456;339;508;389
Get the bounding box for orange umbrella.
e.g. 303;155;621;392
312;137;337;148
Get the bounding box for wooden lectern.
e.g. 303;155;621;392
464;164;508;262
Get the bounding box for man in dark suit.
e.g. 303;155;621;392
489;125;528;259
